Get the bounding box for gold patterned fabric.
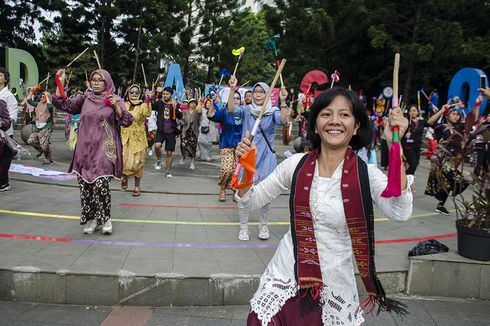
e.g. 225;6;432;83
121;101;152;176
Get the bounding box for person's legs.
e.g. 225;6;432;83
91;177;112;234
435;189;450;215
0;146;12;190
79;176;99;234
259;203;271;240
155;142;162;161
166;151;173;175
404;149;418;175
27;131;43;155
133;176;142;196
39;129;53;163
164;133;176;176
238;207;250;241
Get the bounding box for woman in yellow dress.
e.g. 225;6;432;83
121;85;152;196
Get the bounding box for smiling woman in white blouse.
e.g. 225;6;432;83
236;87;412;326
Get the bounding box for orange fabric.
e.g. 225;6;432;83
231;148;256;189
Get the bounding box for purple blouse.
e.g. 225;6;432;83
51;94;133;183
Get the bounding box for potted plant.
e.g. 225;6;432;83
433;102;490;261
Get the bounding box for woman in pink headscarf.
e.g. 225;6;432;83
52;68;133;235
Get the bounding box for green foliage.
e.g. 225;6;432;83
3;0;489;102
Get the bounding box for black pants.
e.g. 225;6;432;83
405;147;421;175
0;143;13;186
380;139;389;168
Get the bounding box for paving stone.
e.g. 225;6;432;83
66;275;118;306
480;265;490;300
118;277;172;306
171;278;223;306
12;271;65;304
406;258;433;296
430;261;481;298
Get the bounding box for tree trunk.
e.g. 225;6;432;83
132;7;144;83
183;0;193;82
403;5;421;103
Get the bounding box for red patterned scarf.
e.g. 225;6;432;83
290;148;408;316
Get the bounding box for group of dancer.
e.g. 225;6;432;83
3;58;490;324
5;65;292;240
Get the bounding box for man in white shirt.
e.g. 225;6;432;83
0;67;19;191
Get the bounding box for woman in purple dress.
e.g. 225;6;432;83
52;68;133;235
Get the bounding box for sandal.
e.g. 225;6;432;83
121;177;128;190
132;187;141;197
218;190;226;202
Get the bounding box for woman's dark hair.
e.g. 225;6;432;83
0;68;10;85
307;87;373;150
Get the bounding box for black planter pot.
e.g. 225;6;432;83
456;221;490;261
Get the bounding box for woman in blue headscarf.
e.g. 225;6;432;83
227;76;289;241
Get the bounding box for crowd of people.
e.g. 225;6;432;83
1;62;489;325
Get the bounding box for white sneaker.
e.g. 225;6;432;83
83;220;99;235
238;229;250;241
166;172;173;178
148;150;153;156
154;161;162;170
190;162;195;170
102;220;112;235
258;224;270;240
180;157;185;164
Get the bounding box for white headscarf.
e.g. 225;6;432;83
249;82;275;116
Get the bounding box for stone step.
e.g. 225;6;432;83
406;251;489;300
0;268;406;306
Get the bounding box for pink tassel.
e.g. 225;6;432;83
381;141;402;198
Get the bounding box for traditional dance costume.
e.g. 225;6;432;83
241;150;413;325
52;69;133;227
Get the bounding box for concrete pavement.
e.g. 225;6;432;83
1;296;490;325
0;129;481;307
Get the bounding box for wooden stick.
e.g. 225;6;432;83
239;80;250;88
93;50;102;70
232;51;244;77
392;53;400;107
420;89;430;101
38;74;50;85
45;73;50;91
279;73;284;88
249;59;286;139
141;63;148;87
258;60;286;122
66;47;90;68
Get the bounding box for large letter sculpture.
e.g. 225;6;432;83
448;68;487;116
164;63;186;100
6;48;39;99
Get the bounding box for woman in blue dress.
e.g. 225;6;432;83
227;75;289;241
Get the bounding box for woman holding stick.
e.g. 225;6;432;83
227;76;289;241
121;84;152;196
52;68;133;235
236;87;412;325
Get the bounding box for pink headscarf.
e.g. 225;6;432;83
86;69;116;105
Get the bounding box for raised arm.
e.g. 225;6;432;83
227;76;237;113
427;105;445;126
279;87;289;124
